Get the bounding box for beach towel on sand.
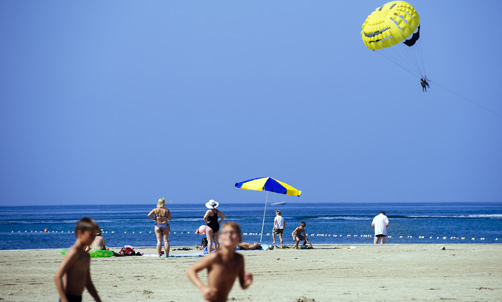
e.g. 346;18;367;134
236;244;270;251
146;244;271;258
169;251;205;257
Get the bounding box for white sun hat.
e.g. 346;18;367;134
205;199;219;209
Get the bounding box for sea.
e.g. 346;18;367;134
1;202;501;250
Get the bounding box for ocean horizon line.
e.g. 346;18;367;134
1;200;502;207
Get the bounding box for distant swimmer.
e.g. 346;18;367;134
420;77;430;92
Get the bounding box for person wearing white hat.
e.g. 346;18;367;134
203;199;225;254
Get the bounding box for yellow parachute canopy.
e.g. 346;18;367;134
361;1;420;51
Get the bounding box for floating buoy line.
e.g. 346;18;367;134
9;230;499;241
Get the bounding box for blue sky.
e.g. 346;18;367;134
1;1;501;206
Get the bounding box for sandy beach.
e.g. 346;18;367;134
1;244;501;301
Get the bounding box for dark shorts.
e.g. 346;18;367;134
294;234;305;241
273;228;284;235
60;294;82;302
375;234;387;238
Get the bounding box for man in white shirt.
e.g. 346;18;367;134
371;211;390;244
272;210;285;248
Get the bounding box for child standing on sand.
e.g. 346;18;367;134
292;221;309;249
54;217;102;302
272;210;285;248
186;222;253;302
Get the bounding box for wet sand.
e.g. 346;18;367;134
1;244;501;301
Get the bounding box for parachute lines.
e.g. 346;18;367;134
429;80;502;120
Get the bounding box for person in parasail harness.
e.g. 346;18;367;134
420;77;430;92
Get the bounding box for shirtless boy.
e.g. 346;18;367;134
292;221;309;249
54;217;102;302
186;222;253;302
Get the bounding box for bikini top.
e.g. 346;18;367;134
156;208;169;221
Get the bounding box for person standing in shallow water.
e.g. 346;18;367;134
203;200;225;254
372;211;390;244
148;198;172;257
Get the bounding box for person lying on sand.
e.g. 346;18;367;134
237;242;262;250
186;222;253;302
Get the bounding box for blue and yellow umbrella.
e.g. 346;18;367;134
235;177;301;243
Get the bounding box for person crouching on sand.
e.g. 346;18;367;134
186;222;253;302
54;217;102;302
292;221;309;249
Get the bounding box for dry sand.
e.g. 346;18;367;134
1;244;501;301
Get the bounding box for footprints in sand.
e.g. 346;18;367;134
227;296;315;301
122;288;155;298
296;297;316;302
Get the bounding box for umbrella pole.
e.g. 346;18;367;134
260;192;268;244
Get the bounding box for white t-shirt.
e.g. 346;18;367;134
372;214;389;235
274;216;285;229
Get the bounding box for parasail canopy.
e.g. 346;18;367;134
361;1;420;51
361;1;426;78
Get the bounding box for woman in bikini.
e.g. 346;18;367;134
203;199;225;254
148;198;172;258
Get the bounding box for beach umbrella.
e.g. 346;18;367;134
235;177;301;243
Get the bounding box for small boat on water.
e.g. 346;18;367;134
269;201;286;206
